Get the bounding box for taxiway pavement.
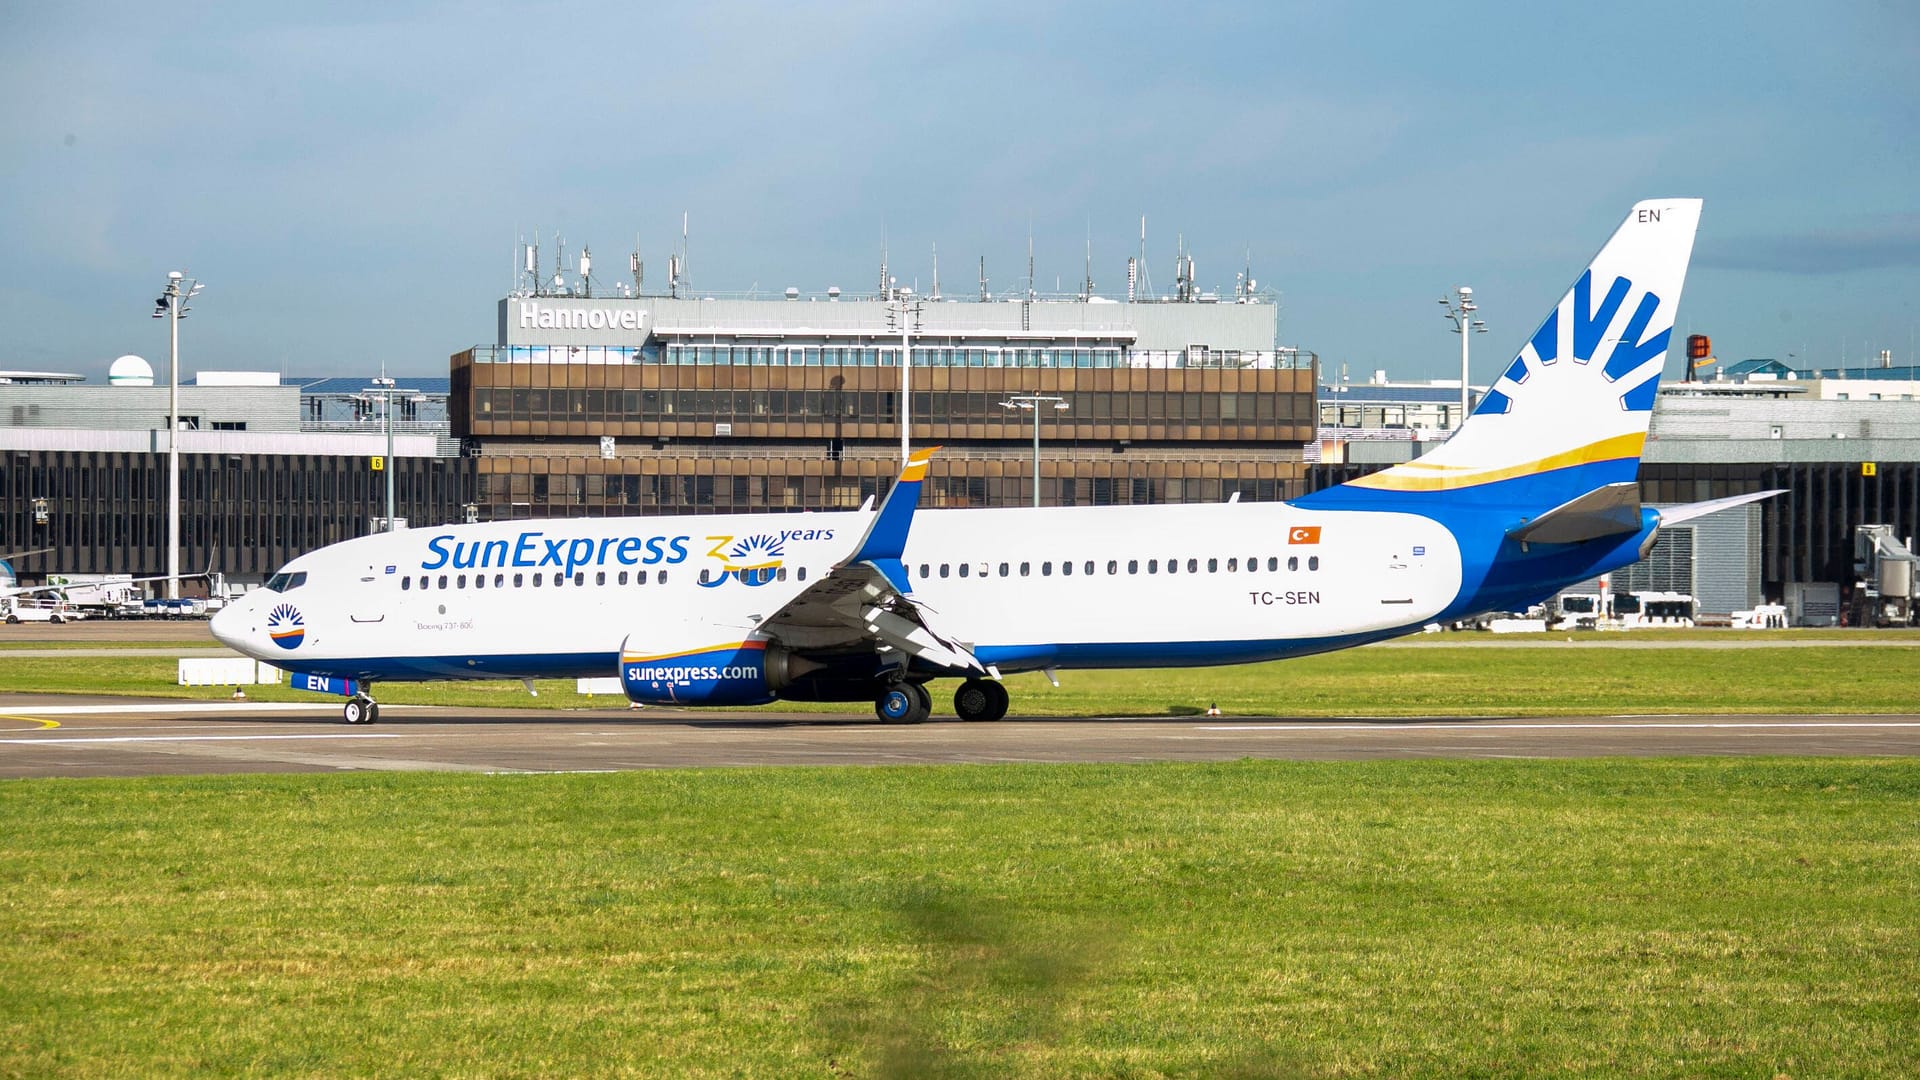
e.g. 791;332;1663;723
2;698;1915;779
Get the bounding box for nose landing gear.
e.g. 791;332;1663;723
343;692;380;725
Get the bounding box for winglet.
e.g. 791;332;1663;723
1656;489;1783;526
843;446;939;592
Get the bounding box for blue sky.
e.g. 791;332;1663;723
2;1;1915;383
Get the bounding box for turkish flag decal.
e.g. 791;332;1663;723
1288;526;1322;545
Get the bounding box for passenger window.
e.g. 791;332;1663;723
939;564;949;578
533;573;543;586
959;563;970;578
1187;558;1198;573
1042;562;1053;576
1107;560;1117;575
457;574;467;588
1148;559;1158;573
637;570;648;585
660;570;671;583
1309;556;1320;571
401;576;411;590
919;563;929;579
513;573;524;587
1127;560;1138;574
999;562;1009;577
575;572;585;586
700;569;711;584
776;567;786;581
1020;562;1031;577
437;575;448;589
1084;561;1094;576
1287;556;1298;571
1268;557;1279;571
494;574;504;588
476;575;486;590
554;573;565;588
596;572;606;586
1227;558;1238;572
1207;558;1218;573
618;571;628;585
794;568;803;582
1167;559;1178;575
1062;561;1072;576
1247;556;1257;572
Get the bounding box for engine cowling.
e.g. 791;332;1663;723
619;634;809;706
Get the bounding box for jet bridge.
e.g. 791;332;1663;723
1854;525;1919;627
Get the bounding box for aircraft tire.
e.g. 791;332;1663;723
908;682;933;717
876;685;929;724
343;696;375;725
366;702;380;724
953;679;1009;721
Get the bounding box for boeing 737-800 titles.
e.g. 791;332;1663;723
212;199;1773;724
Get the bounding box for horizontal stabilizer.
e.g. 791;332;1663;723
1657;489;1784;526
1508;483;1643;545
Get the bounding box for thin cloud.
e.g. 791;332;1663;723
1696;220;1920;275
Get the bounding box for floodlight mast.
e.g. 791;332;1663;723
1439;286;1487;432
998;393;1070;507
153;271;202;601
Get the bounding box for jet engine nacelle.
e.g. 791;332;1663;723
618;633;813;706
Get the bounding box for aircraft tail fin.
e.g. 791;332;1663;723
1310;199;1703;512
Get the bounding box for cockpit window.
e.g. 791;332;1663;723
264;571;308;593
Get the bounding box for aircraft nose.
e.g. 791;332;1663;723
209;602;250;652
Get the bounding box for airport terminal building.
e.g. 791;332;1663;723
452;288;1317;517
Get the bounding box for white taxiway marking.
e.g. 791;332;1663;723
1196;721;1920;732
0;703;393;716
0;734;405;745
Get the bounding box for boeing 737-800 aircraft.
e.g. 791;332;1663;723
212;199;1771;724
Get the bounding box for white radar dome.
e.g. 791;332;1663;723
109;355;155;386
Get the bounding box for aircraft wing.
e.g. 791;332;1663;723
755;447;983;674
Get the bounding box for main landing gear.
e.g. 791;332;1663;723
872;679;1009;723
343;692;380;725
952;678;1009;722
875;682;933;724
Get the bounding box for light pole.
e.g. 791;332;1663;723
368;377;397;531
887;285;923;465
152;271;203;600
1439;286;1486;432
998;393;1069;507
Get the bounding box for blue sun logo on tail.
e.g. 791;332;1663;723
1477;270;1670;417
267;603;305;650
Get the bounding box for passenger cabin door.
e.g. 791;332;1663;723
351;562;387;624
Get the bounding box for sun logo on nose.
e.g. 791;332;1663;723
267;603;305;650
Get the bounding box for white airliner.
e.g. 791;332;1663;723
212;199;1772;724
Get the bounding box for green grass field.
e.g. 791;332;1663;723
3;642;1917;717
2;759;1915;1077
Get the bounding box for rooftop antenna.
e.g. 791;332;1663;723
1082;224;1094;302
930;242;941;302
680;212;690;296
629;235;643;297
1026;219;1036;301
979;256;989;302
526;229;541;296
1136;215;1155;300
578;245;592;299
552;231;567;296
879;227;890;299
